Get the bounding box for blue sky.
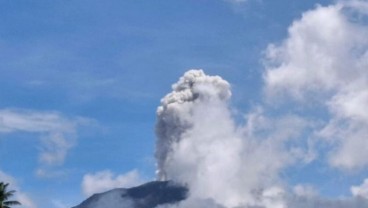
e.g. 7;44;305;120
1;0;368;208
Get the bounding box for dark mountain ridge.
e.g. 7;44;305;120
73;181;188;208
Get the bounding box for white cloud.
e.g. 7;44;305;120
263;1;368;170
0;171;37;208
81;170;144;197
39;132;74;166
352;179;368;199
0;109;75;133
293;184;318;197
0;108;92;175
264;3;365;98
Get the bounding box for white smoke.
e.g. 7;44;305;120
155;70;310;207
155;69;368;208
155;70;245;207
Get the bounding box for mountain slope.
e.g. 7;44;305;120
73;181;188;208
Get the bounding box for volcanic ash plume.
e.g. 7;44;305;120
155;69;231;180
155;70;287;207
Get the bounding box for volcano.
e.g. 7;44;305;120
73;181;188;208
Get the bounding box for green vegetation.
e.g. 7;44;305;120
0;182;21;208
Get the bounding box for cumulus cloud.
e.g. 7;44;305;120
351;179;368;199
0;171;36;208
81;170;144;197
264;2;368;98
0;108;92;176
264;1;368;171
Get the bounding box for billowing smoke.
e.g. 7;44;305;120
155;69;231;180
155;70;297;207
154;69;368;208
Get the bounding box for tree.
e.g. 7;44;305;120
0;182;21;208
